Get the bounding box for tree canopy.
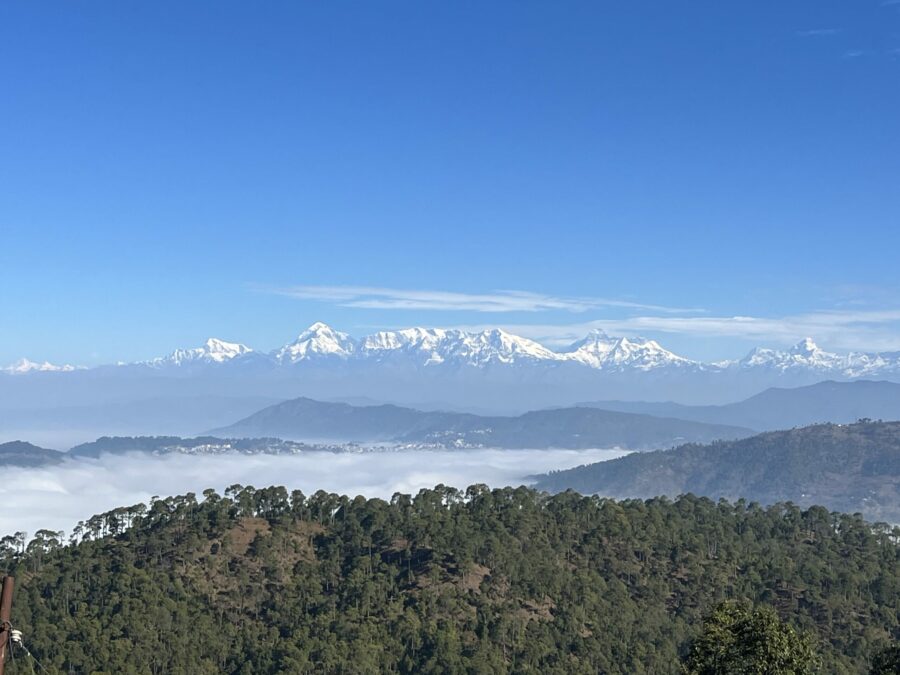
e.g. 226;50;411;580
684;601;818;674
1;486;898;673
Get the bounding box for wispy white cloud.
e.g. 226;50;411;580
260;284;702;315
257;284;900;353
797;28;840;37
450;309;900;353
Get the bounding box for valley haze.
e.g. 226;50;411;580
0;447;627;536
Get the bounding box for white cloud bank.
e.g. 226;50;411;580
0;448;627;537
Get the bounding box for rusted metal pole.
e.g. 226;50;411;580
0;575;14;675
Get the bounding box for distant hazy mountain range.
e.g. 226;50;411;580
211;397;752;449
0;401;748;465
579;380;900;431
0;436;345;467
4;323;900;443
212;380;900;446
534;420;900;522
10;376;900;459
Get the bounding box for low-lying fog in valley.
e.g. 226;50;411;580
0;448;629;536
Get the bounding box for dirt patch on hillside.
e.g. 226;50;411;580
517;596;555;622
224;517;271;555
459;563;490;593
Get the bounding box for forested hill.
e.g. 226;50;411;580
2;486;899;673
213;396;752;449
0;440;63;467
535;420;900;522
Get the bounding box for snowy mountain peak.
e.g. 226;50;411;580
2;358;79;374
361;327;446;352
358;327;560;366
564;331;693;371
563;328;613;349
303;321;335;334
790;337;820;356
147;338;254;367
275;322;356;362
737;338;845;373
585;328;612;340
469;328;561;364
200;338;254;362
562;330;614;355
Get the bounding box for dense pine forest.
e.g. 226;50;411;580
1;485;899;673
536;420;900;522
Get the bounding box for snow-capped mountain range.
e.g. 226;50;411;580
141;323;697;372
1;358;81;374
730;337;900;377
145;338;255;367
7;322;899;379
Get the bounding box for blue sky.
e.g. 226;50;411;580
1;1;899;365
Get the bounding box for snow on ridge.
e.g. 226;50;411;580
561;330;695;371
358;326;562;366
274;322;356;363
1;358;81;374
145;338;254;367
732;338;900;377
10;323;900;377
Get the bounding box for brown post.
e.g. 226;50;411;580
0;575;14;675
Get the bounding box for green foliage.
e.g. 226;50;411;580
871;644;900;674
537;420;900;521
1;486;898;674
683;601;818;674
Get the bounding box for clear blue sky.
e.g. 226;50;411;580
1;1;899;365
